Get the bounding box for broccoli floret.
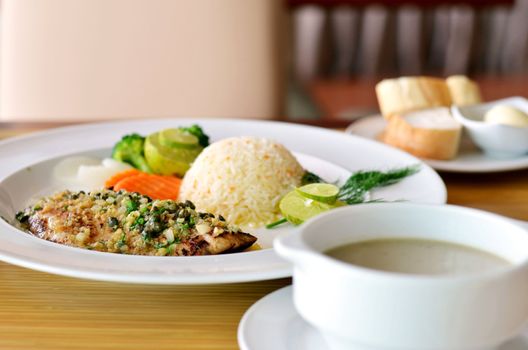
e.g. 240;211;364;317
112;134;152;173
179;124;210;147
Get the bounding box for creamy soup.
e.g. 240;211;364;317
325;238;511;276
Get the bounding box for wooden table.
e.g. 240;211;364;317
0;123;527;350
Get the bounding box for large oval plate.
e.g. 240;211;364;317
0;119;446;284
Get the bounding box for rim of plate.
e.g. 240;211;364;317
0;118;446;284
238;286;297;350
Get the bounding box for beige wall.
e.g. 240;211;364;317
0;0;283;121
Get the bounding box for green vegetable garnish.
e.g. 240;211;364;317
338;165;420;204
296;183;339;204
268;165;420;228
279;191;345;225
159;128;200;149
144;132;203;177
112;133;152;173
265;218;288;229
112;125;209;177
179;124;210;148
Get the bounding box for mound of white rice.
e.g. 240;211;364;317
178;137;304;228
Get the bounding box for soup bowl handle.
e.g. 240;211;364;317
274;231;320;269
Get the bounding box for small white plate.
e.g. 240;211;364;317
346;115;528;173
0;119;446;284
238;286;528;350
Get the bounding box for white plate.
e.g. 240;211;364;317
238;286;528;350
0;119;446;284
346;115;528;173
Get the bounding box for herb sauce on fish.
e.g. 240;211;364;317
16;190;257;256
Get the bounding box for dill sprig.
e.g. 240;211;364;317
338;165;420;204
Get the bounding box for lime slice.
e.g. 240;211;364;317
159;128;200;149
145;132;203;177
279;191;337;225
296;183;339;204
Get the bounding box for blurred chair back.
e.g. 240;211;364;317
0;0;283;122
288;0;526;81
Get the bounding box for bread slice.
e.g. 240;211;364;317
446;75;482;106
381;107;462;160
375;77;452;119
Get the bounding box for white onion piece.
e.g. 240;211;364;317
53;156;101;184
53;157;133;190
101;158;133;171
77;158;133;189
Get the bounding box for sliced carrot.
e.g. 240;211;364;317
105;169;141;189
113;173;182;200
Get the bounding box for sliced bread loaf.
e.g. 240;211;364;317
446;75;482;106
381;107;462;160
375;77;452;119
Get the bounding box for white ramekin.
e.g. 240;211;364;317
451;97;528;158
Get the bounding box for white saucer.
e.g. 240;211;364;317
346;115;528;173
238;286;528;350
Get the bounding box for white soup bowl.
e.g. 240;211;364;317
275;203;528;350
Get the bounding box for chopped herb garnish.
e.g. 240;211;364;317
126;200;139;214
131;216;145;231
153;207;167;216
266;218;287;229
117;232;127;247
154;241;171;249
